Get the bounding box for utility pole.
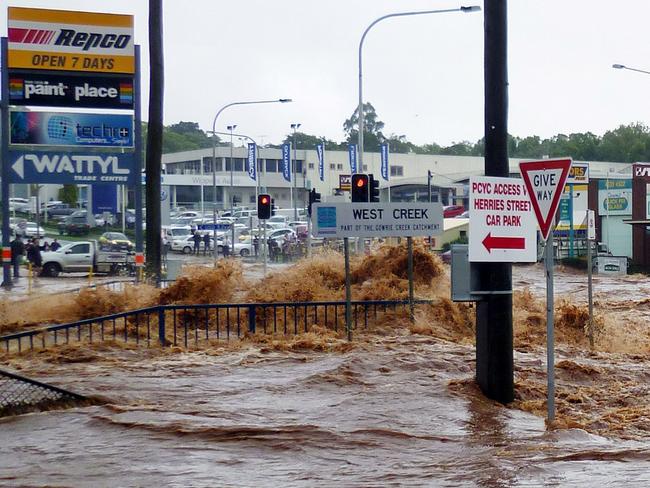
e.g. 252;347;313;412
475;0;514;404
145;0;164;282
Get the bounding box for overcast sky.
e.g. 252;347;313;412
3;0;650;147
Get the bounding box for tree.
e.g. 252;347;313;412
343;102;385;151
58;185;78;207
281;132;338;150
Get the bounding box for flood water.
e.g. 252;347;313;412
3;256;650;486
4;334;650;487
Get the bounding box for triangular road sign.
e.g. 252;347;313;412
519;158;572;240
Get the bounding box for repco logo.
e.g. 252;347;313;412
634;165;650;178
54;29;131;51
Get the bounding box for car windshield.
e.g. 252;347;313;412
171;229;191;237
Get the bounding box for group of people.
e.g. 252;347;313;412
9;235;61;278
191;231;231;257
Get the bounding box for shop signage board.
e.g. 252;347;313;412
312;202;443;238
8;150;135;185
10;110;133;147
468;176;537;263
7;7;134;73
9;71;133;109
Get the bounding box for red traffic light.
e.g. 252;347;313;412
356;178;366;187
260;196;269;205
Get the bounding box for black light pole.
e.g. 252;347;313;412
228;124;237;251
476;0;514;404
427;170;432;202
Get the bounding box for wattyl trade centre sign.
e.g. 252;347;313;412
468;176;537;262
312;202;443;238
8;151;135;185
10;110;133;147
7;7;134;73
9;71;134;109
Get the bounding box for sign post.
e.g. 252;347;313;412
587;209;595;348
1;38;11;287
520;158;572;424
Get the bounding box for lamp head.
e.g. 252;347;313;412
279;98;292;103
612;64;626;69
460;5;481;12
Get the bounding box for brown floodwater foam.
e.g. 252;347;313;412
4;243;650;484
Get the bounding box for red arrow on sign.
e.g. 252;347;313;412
482;233;526;253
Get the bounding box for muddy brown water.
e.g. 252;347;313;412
3;337;650;486
3;259;650;486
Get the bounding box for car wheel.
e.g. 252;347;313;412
42;262;60;278
240;248;250;257
182;246;192;254
217;245;223;254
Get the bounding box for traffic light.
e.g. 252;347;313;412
351;173;369;202
369;174;380;203
258;193;271;220
308;188;321;217
271;198;277;216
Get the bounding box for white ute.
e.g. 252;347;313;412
40;240;133;277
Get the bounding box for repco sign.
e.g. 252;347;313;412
633;163;650;179
8;7;134;74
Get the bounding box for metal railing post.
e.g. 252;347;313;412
158;307;166;346
248;305;256;334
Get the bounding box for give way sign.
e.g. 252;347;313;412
519;158;572;240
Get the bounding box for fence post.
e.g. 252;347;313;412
158;307;166;346
248;305;256;334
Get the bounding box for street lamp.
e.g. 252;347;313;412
290;122;301;221
357;6;481;177
612;63;650;76
210;98;292;263
227;124;237;253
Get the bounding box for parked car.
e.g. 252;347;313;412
40;240;134;277
233;237;255;257
443;205;466;218
23;222;45;238
58;215;91;236
267;228;297;242
170;235;216;254
99;232;133;250
45;206;76;220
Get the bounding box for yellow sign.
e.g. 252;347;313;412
8;7;134;74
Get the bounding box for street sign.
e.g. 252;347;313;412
468;176;537;263
587;209;596;241
519;158;572;240
312;202;443;238
8;151;135;185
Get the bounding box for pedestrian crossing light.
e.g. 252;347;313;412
258;193;272;220
351;173;369;202
308;188;321;216
369;174;380;202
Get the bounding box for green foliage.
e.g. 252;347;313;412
58;185;78;206
343;102;386;152
143;121;218;156
442;235;469;252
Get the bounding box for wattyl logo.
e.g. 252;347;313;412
12;153;130;180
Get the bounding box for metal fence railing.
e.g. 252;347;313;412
0;368;87;417
0;299;433;354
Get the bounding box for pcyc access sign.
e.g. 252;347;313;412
468;176;537;263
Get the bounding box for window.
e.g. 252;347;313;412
249;194;256;203
390;165;404;177
202;157;213;173
295;161;303;173
70;243;90;254
308;163;315;169
234;158;244;172
337;163;343;170
266;159;277;173
330;163;336;170
460;230;467;239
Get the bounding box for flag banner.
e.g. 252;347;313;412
316;143;325;182
282;143;291;182
348;144;357;174
380;143;389;181
247;143;257;181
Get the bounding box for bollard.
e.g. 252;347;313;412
158;307;166;346
248;305;256;334
88;265;93;284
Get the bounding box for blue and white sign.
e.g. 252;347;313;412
8;150;135;185
282;143;291;182
10;110;134;148
316;143;325;182
380;143;389;181
197;223;231;231
247;142;257;181
348;144;357;174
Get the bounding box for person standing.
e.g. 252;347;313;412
10;235;24;278
50;238;61;252
203;232;211;256
192;231;201;255
31;238;43;271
